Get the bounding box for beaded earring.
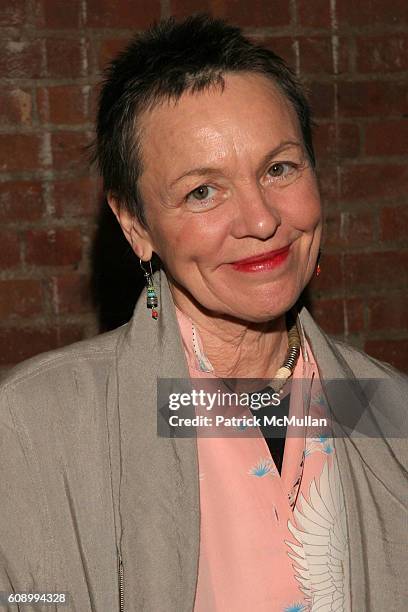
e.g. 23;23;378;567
140;258;159;319
315;249;322;277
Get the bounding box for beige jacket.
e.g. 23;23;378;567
0;269;407;611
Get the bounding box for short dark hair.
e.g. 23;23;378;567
90;14;316;228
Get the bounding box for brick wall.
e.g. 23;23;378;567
1;0;407;375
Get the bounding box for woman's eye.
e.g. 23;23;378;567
267;162;296;180
186;184;216;203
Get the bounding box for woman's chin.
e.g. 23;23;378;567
219;286;300;322
221;297;298;324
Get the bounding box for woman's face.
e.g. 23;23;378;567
132;72;322;322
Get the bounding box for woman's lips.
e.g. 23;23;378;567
230;245;291;272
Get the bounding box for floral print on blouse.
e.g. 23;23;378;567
175;306;350;612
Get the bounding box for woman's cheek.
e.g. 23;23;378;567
290;185;322;231
176;216;227;261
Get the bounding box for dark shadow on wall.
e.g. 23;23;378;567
297;286;314;318
91;200;145;332
91;198;316;332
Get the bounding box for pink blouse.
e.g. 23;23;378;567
175;306;350;612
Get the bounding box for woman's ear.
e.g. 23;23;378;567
107;192;154;261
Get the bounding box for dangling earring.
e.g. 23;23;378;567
140;258;159;319
315;249;322;277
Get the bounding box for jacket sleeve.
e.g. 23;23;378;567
0;385;54;611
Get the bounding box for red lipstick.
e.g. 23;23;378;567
230;245;291;272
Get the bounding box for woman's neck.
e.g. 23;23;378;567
170;282;288;383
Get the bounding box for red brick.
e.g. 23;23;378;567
300;36;350;75
364;338;408;373
337;81;408;118
0;0;25;26
323;210;374;248
321;210;342;248
51;176;99;218
308;252;343;293
0;182;44;223
299;37;332;74
34;0;82;28
170;0;291;27
344;210;374;246
0;134;42;172
365;120;408;157
0;325;84;366
51;132;92;171
356;35;408;73
298;0;331;27
346;298;365;334
340;164;408;201
45;38;87;78
311;297;364;335
307;82;335;119
380;206;408;241
312;298;345;334
87;0;160;28
0;231;20;268
336;38;352;75
51;273;91;314
98;38;130;71
316;163;339;203
25;228;82;266
0;39;44;79
368;295;408;331
248;37;296;70
0;280;43;318
344;251;408;291
37;85;90;125
0;88;32;126
337;0;408;27
89;84;101;120
314;123;360;159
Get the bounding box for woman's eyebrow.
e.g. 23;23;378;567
169;166;224;189
168;140;303;188
259;140;303;167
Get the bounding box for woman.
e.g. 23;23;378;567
0;14;406;612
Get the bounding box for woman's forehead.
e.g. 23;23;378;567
138;73;302;171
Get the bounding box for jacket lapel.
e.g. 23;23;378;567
298;307;366;609
114;268;200;611
298;308;408;610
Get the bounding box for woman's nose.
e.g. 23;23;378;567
230;184;281;241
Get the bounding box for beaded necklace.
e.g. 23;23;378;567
191;309;301;396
